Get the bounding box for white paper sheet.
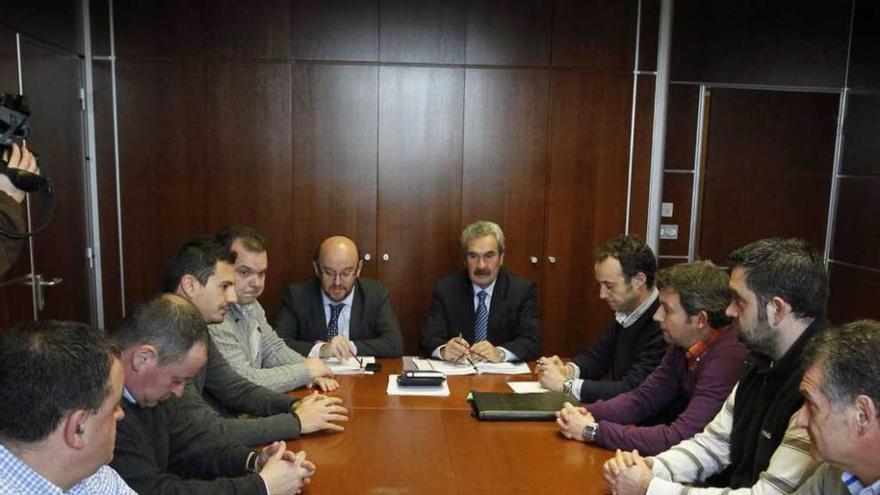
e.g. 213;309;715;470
507;381;551;394
324;356;376;374
412;358;532;376
386;374;450;396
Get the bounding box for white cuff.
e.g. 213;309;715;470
308;342;325;358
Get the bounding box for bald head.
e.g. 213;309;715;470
313;236;362;302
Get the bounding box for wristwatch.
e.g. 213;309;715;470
583;422;599;443
563;378;574;394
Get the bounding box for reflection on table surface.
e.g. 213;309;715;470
285;358;613;494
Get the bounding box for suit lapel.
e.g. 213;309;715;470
349;281;364;340
309;279;329;341
460;271;477;342
486;269;507;341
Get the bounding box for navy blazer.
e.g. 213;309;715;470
420;268;541;361
275;278;404;357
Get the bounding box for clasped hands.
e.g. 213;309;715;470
535;355;573;392
440;335;503;363
256;441;316;494
602;448;654;495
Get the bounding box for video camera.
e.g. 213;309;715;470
0;93;51;193
0;93;54;239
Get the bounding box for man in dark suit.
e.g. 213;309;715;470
421;220;541;362
275;236;404;358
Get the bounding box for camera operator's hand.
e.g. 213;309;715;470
0;143;39;203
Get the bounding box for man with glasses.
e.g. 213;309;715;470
421;220;541;363
275;236;404;358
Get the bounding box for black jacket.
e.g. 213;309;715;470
570;297;666;402
716;318;828;488
420;268;541;361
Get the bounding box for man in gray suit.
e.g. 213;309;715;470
275;236;404;358
164;237;347;446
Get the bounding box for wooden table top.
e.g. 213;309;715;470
285;358;612;494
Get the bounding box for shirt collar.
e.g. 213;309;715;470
122;386;137;405
615;287;659;328
686;325;729;367
843;470;880;495
472;278;497;299
321;285;355;308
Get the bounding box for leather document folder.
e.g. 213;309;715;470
469;391;578;421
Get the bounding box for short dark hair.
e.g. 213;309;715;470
113;294;208;365
162;237;236;292
803;320;880;416
0;320;119;443
216;226;267;254
728;238;827;320
595;235;658;288
657;261;732;328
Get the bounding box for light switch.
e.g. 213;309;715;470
659;224;679;240
661;202;674;218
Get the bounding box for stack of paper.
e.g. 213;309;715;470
412;358;532;376
507;381;551;394
324;356;375;374
386;374;450;396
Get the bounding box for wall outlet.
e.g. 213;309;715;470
659;224;679;240
661;202;674;218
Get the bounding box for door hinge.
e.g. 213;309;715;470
79;87;85;111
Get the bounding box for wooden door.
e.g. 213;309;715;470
697;89;838;262
377;66;464;355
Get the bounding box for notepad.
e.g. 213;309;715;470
507;381;551;394
386;374;450;396
324;356;375;374
412;358;532;376
469;391;577;421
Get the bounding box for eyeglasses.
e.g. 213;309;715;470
320;268;357;281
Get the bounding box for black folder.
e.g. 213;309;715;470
468;391;578;421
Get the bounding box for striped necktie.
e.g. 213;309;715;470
474;290;488;342
327;303;344;339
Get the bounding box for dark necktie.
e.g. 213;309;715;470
327;303;344;339
474;290;488;342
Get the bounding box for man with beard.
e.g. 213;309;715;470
537;235;667;402
275;235;403;358
421;220;541;362
165;237;344;446
791;320;880;495
555;261;747;455
604;238;828;495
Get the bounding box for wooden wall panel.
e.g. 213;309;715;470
697;89;837;264
828;262;880;323
203;0;290;59
378;66;464;354
658;172;693;257
462;68;549;280
840;91;880;175
19;41;89;321
0;0;80;54
465;0;552;66
291;0;378;61
291;64;378;283
203;62;292;316
543;72;633;355
638;0;660;72
832;178;880;270
113;0;204;58
93;60;122;327
551;0;636;70
848;0;880;89
116;60;207;302
670;0;851;87
379;0;466;64
664;84;699;170
628;75;656;239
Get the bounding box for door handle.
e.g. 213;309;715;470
547;256;557;264
363;253;372;261
24;274;63;311
529;256;538;265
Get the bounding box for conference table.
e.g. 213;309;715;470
284;358;613;494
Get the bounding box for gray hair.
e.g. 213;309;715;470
460;221;505;254
803;319;880;416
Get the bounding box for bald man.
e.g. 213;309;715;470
275;236;404;358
